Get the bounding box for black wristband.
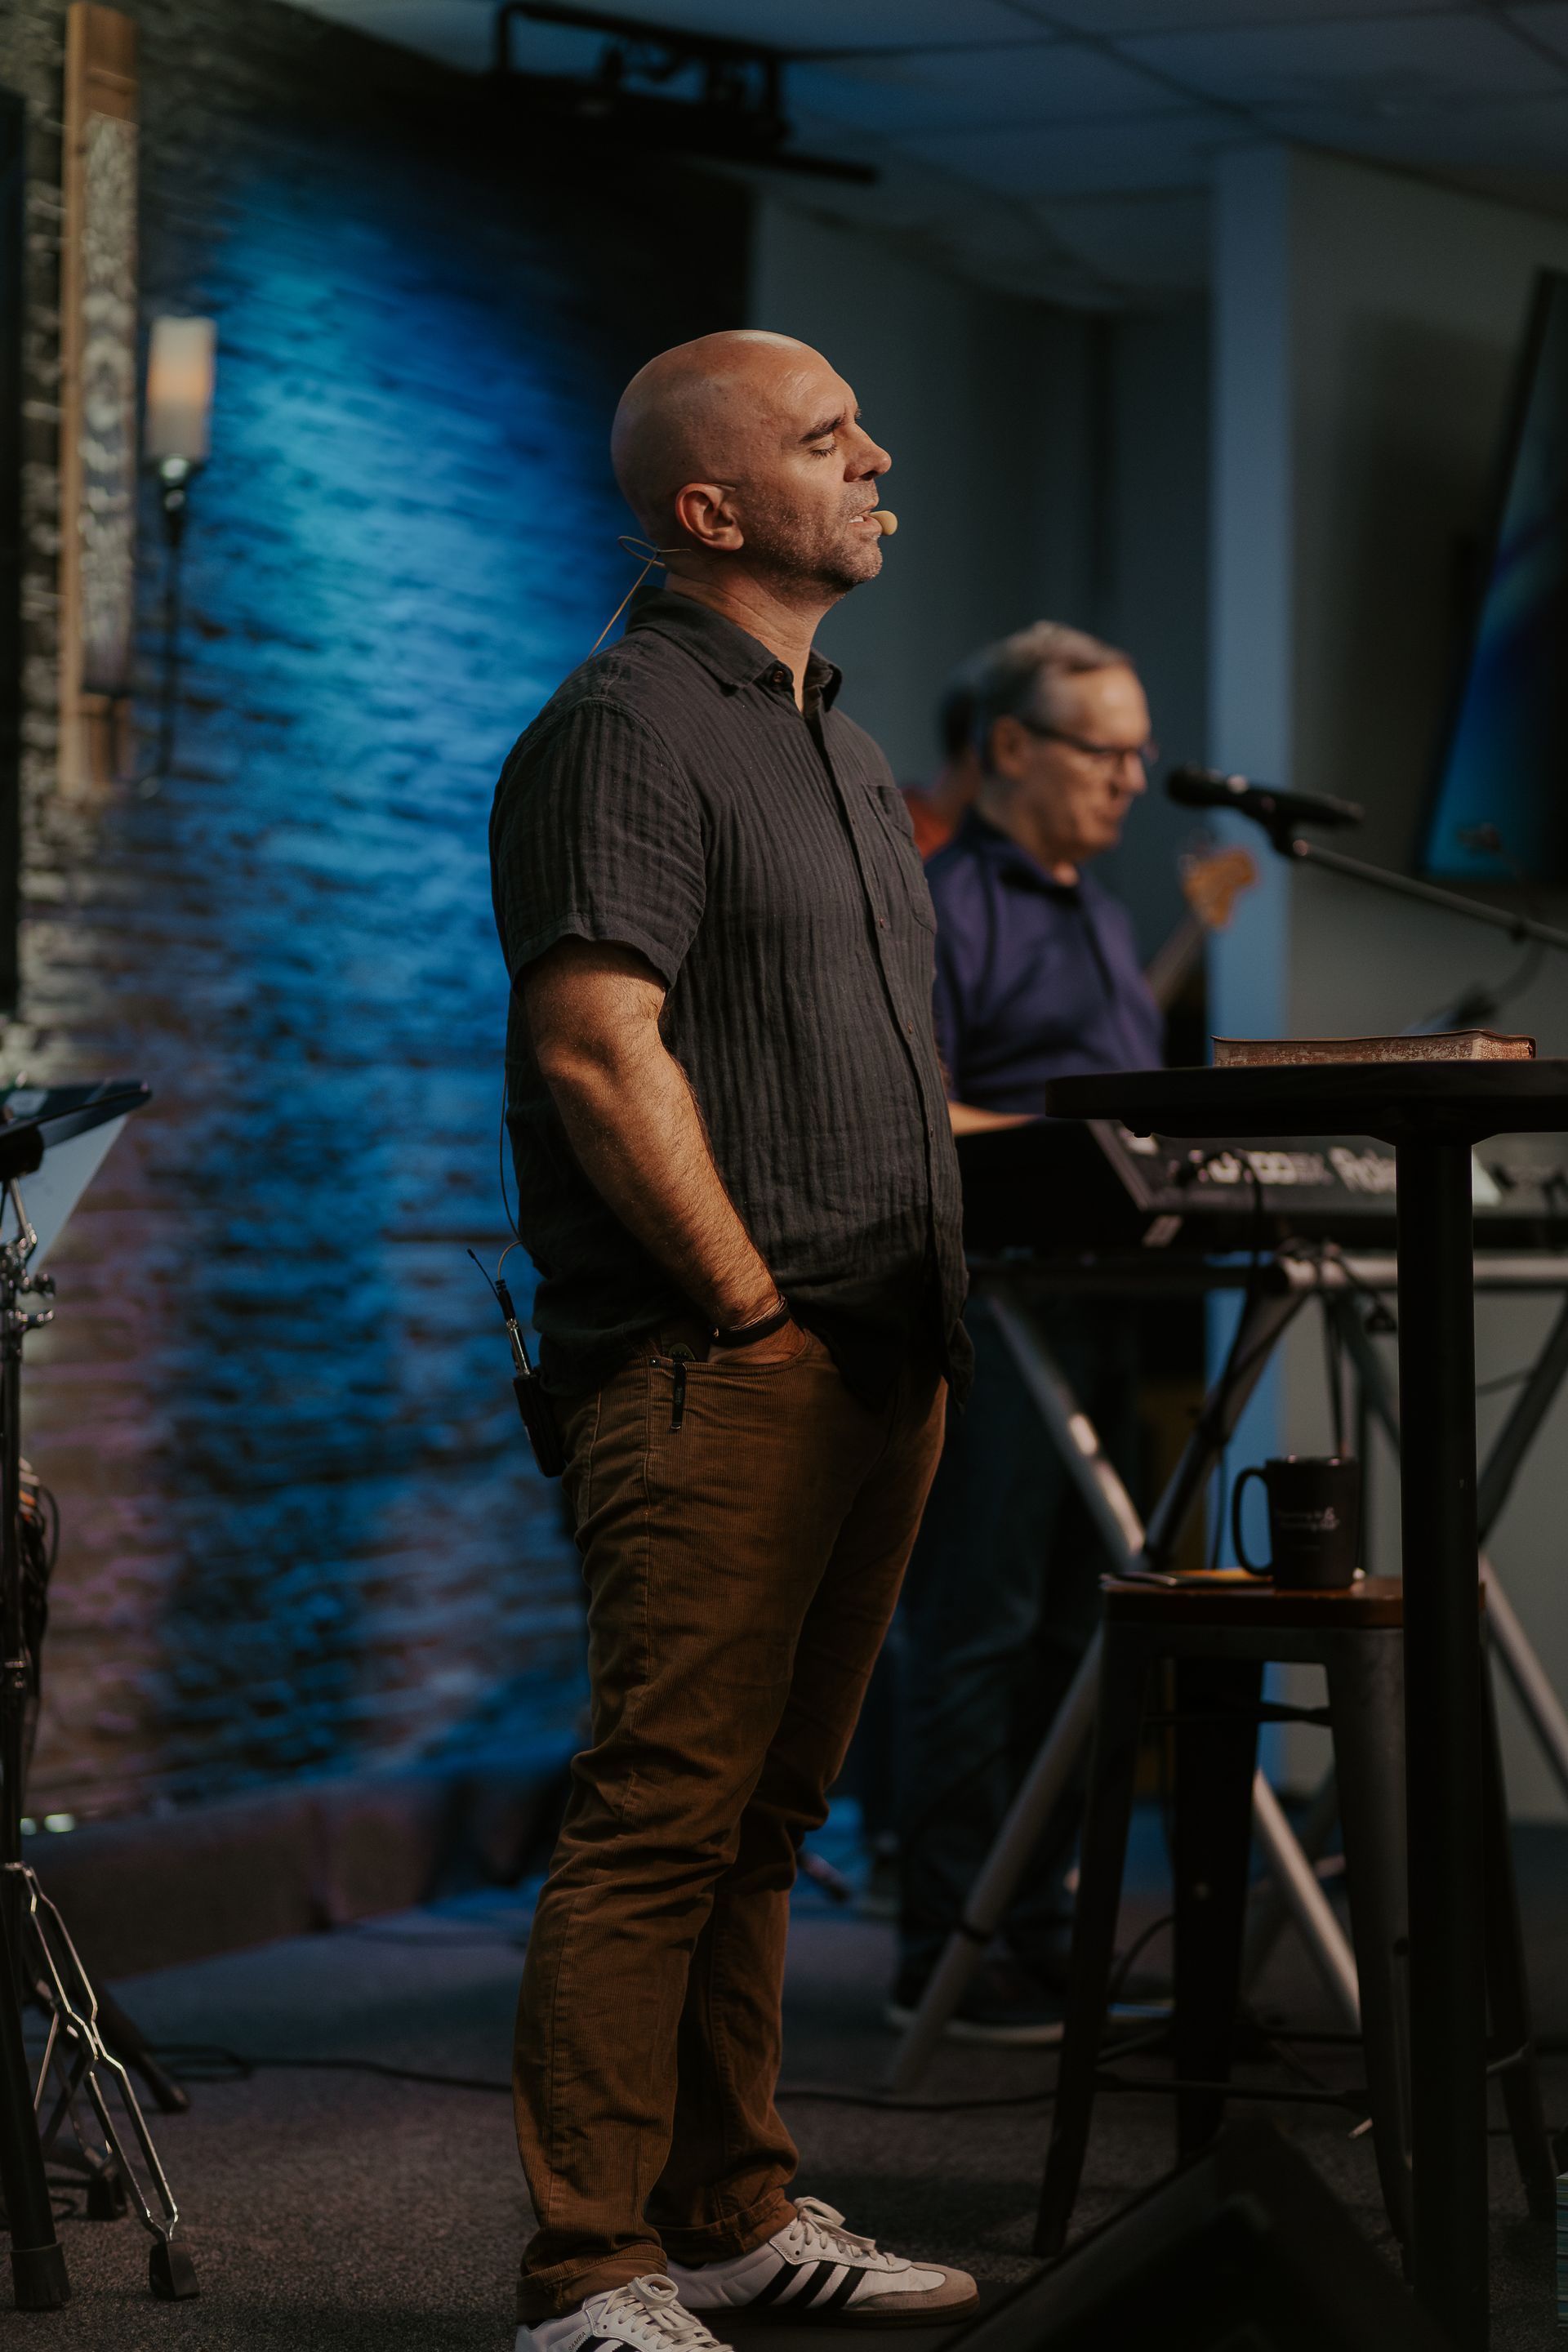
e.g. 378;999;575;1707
712;1298;792;1349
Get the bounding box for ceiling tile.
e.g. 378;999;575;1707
1119;14;1568;109
1508;4;1568;66
1029;189;1209;294
790;41;1187;136
896;109;1234;195
1263;90;1568;172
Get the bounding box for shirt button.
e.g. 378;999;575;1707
769;665;790;689
877;915;887;929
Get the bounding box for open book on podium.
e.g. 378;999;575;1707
0;1080;150;1264
1214;1031;1535;1068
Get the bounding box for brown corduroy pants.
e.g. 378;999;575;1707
513;1319;947;2323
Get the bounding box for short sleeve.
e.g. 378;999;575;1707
490;697;706;990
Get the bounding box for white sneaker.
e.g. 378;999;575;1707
519;2274;728;2352
666;2198;978;2326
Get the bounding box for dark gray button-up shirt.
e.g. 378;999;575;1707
489;589;969;1402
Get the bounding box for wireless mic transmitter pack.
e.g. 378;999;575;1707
468;1251;566;1480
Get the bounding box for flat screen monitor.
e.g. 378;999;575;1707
1419;269;1568;885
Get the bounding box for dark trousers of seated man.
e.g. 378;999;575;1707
513;1316;947;2325
898;1294;1139;1991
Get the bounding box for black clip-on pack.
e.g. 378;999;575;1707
468;1251;566;1480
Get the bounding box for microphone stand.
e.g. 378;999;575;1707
1272;830;1568;960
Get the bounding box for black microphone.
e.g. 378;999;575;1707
1166;764;1364;837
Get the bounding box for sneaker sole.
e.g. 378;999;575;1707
697;2292;981;2328
883;2001;1063;2049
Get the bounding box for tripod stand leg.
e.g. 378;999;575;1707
884;1633;1102;2094
94;1989;189;2116
19;1869;198;2301
0;1907;66;2308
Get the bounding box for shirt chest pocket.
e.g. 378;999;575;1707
863;785;937;932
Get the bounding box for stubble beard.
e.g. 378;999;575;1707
742;497;883;604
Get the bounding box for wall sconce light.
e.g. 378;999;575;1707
142;316;216;789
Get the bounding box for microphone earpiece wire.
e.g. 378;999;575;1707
590;536;685;654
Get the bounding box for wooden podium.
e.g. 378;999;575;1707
1044;1060;1568;2352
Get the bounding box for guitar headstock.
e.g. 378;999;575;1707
1178;845;1258;933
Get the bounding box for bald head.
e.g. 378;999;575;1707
612;330;821;541
608;330;892;604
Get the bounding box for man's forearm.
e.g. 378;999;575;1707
947;1099;1033;1135
543;1036;779;1330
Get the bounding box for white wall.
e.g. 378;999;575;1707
1209;146;1568;1813
749;202;1209;958
749;203;1071;781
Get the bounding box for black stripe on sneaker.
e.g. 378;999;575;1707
813;2270;864;2314
748;2262;816;2310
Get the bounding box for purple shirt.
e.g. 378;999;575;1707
926;809;1165;1115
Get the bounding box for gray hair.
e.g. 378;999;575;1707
971;620;1134;769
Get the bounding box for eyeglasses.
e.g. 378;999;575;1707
1022;721;1159;773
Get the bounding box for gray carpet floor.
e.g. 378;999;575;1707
14;1806;1566;2349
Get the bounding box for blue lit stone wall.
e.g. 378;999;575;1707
0;0;746;1818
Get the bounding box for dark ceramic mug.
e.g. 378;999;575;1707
1231;1455;1361;1589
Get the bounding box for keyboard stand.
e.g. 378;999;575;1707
884;1254;1322;2094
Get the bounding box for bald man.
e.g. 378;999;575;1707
490;332;976;2352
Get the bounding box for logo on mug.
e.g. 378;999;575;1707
1232;1458;1361;1588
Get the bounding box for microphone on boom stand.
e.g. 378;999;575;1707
1166;764;1365;844
1162;764;1568;971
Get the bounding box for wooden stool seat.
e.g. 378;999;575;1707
1104;1573;1410;1631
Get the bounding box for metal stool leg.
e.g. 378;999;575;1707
1171;1655;1262;2156
1479;1642;1555;2223
1325;1628;1413;2249
1035;1629;1147;2256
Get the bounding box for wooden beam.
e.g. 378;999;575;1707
58;2;137;796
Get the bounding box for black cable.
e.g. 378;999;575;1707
498;1076;522;1245
147;2043;1061;2114
1322;1304;1346;1456
1192;1152;1268;1569
1285;1242;1396;1343
776;2085;1054;2114
150;2046;513;2095
341;1922;527;1948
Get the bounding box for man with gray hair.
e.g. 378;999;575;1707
890;619;1164;2042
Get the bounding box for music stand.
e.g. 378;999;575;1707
0;1115;65;2309
0;1081;197;2302
1045;1058;1568;2352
